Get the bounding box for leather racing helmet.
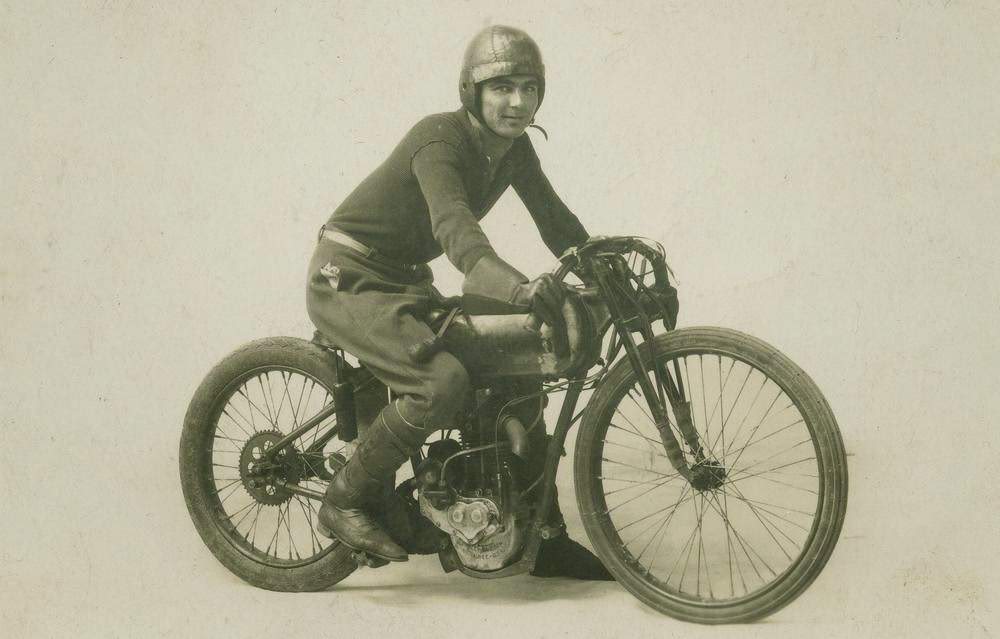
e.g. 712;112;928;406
459;25;545;119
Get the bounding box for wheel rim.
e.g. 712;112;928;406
590;350;826;606
200;366;348;567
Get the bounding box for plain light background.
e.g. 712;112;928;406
2;2;997;637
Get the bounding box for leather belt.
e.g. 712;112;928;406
318;226;422;272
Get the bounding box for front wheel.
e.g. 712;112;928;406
179;337;358;591
575;327;848;623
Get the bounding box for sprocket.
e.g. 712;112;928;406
239;430;302;506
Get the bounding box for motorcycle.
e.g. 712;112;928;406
179;236;848;624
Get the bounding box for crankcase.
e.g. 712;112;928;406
418;494;523;571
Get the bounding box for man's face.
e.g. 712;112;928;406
478;74;540;139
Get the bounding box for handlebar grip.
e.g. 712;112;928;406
630;242;671;288
652;261;670;288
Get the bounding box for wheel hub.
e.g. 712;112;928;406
239;430;303;505
689;459;727;492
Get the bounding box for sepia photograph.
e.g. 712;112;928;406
2;2;997;637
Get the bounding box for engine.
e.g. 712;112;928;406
415;387;538;572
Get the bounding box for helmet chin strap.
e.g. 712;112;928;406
527;119;549;140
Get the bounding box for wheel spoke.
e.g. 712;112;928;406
605;472;682;514
638;483;691;561
732;476;800;562
625;496;681;551
613;405;661;444
219;483;247;506
213;431;245;452
221;406;254;439
709;491;748;596
307;390;336;449
665;495;703;588
293;495;324;555
237;387;275;430
211;478;242;497
269;371;288;427
299;452;326;478
284;502;300;560
258;375;276;426
224;500;257;525
718;490;739;597
698;355;708;456
718;486;814;530
723;417;805;462
616;489;697;535
724;389;787;470
292;372;308;426
700;360;752;459
602;474;678;496
608;422;662;449
626;392;676;437
599;475;665;484
717;367;753;450
721;480;794;561
601;457;676;479
696;493;714;599
264;504;283;557
247;504;264;546
728;469;819;496
642;484;689;575
729;448;816;481
603;436;673;463
702;492;774;582
304;382;320;447
703;354;735;462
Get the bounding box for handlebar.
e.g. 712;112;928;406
560;236;678;331
555;235;672;289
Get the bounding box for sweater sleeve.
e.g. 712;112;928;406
411;140;497;274
511;139;590;258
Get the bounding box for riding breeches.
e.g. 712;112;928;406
305;237;470;441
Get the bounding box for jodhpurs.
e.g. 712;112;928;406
306;236;470;445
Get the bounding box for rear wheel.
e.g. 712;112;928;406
575;327;847;623
179;337;358;591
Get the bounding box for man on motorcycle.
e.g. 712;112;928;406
306;25;611;579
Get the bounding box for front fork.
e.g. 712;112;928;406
593;264;703;481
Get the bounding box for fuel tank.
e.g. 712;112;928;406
441;291;610;381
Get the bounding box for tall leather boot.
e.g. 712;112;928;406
317;405;423;562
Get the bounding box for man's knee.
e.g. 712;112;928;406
423;357;470;424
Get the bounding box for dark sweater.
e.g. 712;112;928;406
326;108;589;275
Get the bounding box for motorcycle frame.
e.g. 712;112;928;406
258;236;694;576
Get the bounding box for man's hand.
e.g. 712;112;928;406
513;273;565;331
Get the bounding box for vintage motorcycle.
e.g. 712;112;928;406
179;236;848;624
